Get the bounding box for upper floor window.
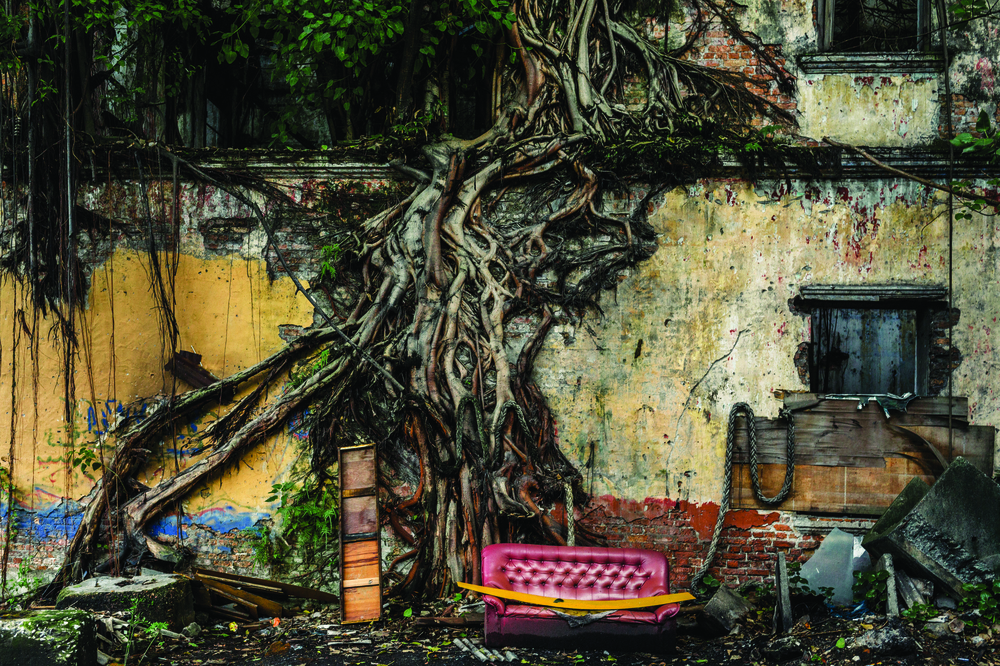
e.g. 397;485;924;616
818;0;931;52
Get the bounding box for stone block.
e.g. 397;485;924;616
862;458;1000;598
701;585;752;635
0;609;96;666
56;574;194;630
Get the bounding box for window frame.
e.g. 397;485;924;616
816;0;932;53
799;284;948;396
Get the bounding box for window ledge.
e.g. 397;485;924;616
797;52;945;75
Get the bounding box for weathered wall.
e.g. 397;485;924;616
4;0;1000;593
537;177;998;507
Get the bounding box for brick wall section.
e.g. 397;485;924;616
940;93;1000;138
582;495;831;591
684;29;798;127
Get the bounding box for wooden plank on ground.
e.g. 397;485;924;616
192;568;338;603
196;574;285;618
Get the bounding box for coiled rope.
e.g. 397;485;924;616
691;402;795;591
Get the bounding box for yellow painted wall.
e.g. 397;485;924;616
534;178;999;504
0;248;314;521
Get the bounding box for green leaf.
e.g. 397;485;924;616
835;637;846;649
403;607;413;617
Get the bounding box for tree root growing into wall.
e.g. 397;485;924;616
1;0;799;597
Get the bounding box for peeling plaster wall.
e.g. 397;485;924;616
797;74;942;146
535;178;1000;506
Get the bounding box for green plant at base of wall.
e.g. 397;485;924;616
247;478;340;588
852;569;890;613
958;580;1000;629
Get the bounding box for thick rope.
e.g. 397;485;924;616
691;402;795;591
491;400;532;469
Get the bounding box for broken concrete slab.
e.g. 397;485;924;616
894;569;927;609
56;574;195;630
862;457;1000;599
700;585;752;635
851;617;916;657
0;608;96;666
875;553;899;617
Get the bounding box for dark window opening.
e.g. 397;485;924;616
812;306;928;394
819;0;931;52
799;285;952;396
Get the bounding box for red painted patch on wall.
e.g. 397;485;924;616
676;500;780;540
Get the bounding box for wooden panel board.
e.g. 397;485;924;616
339;444;381;624
343;586;381;623
733;457;939;515
343;495;378;534
731;396;994;515
343;540;380;582
341;446;376;490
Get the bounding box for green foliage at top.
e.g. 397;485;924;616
949;0;998;20
0;0;514;145
221;0;514;141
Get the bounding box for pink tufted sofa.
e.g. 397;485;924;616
481;543;681;653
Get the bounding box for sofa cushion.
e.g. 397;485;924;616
502;604;664;625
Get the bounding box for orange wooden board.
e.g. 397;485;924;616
340;444;381;624
343;585;380;622
734;458;937;514
343;540;380;581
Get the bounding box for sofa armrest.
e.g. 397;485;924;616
654;603;681;623
483;594;506;616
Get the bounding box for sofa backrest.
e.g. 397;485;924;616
481;544;669;601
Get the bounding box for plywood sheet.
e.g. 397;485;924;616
730;396;994;515
341;446;376;490
343;495;378;535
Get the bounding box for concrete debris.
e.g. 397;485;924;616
850;618;916;657
56;574;195;631
0;608;97;666
701;585;753;636
761;636;804;662
772;555;794;634
454;636;516;662
863;457;1000;599
922;620;961;641
875;553;899;617
894;568;928;609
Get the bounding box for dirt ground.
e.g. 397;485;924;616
112;594;999;666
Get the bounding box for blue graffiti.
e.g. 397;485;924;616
288;409;310;440
86;399;149;437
